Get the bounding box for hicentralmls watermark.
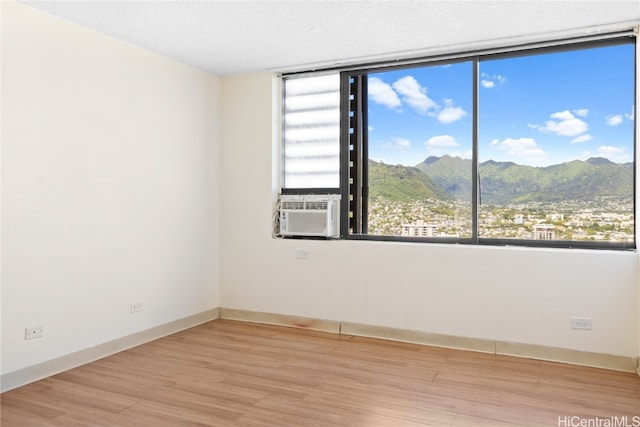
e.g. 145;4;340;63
558;416;640;427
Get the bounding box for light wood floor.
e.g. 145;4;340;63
2;319;639;427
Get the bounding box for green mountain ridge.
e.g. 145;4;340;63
368;161;449;202
372;156;632;205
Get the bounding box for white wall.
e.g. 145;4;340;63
1;2;220;375
220;69;639;359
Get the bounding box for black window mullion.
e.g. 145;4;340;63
361;77;369;234
340;73;351;238
353;75;363;234
472;57;479;243
347;74;366;235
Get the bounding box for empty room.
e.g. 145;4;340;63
1;1;639;426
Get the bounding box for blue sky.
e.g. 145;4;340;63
367;43;635;167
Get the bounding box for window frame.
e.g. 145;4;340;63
280;72;342;196
281;32;637;250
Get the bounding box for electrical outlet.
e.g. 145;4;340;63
25;326;44;340
570;316;592;330
130;301;144;313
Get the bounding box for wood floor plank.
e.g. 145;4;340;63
0;393;66;425
0;406;62;427
299;387;458;426
254;394;352;426
451;413;528;427
221;372;310;399
116;400;227;427
2;319;639;427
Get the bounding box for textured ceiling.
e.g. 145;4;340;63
21;1;640;77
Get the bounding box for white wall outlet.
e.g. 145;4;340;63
25;326;44;340
295;249;310;259
130;301;144;313
570;316;592;330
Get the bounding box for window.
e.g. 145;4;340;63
282;74;341;190
477;44;635;246
281;35;636;249
353;61;474;239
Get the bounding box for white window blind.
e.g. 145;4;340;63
282;74;340;189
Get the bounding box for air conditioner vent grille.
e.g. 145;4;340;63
281;201;304;210
306;201;328;210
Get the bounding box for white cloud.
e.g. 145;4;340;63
426;135;459;148
573;109;589;117
382;137;411;151
480;73;506;89
605;114;623;126
368;77;402;110
392;76;437;115
625;106;634;120
530;110;588;137
571;134;592;144
437;99;467;124
597;145;631;164
598;145;625;155
489;137;547;164
550;111;574;121
425;135;467;157
605;107;634;125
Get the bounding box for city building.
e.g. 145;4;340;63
532;224;556;240
402;220;438;237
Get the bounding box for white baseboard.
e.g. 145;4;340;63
220;307;341;333
341;321;496;353
220;308;639;374
495;341;637;373
1;308;220;393
3;306;636;393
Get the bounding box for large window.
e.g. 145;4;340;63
478;45;635;245
354;61;474;239
281;36;636;249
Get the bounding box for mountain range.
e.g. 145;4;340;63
369;156;633;205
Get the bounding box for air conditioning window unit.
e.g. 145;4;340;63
279;194;341;238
